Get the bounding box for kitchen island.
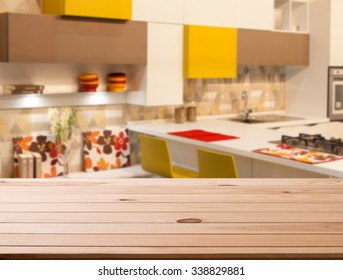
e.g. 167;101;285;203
1;178;343;260
128;114;343;178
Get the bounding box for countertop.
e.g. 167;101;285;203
127;112;343;178
2;178;343;260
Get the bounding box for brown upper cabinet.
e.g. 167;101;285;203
0;13;147;64
237;29;309;66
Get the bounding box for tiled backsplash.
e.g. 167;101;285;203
127;66;285;121
184;65;285;116
0;0;41;14
0;66;285;177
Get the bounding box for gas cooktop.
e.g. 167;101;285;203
281;133;343;155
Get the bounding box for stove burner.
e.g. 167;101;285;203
282;135;307;148
330;137;343;144
281;133;343;155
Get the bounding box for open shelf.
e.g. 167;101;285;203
291;1;308;32
274;0;308;32
0;91;127;110
274;0;290;31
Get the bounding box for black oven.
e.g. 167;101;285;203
328;66;343;121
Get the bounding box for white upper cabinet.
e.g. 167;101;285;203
133;0;276;30
127;23;184;106
132;0;184;24
184;0;274;30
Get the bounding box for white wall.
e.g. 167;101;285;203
330;0;343;65
286;0;331;118
132;0;184;24
184;0;273;29
133;0;274;30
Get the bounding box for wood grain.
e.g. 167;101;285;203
0;13;147;64
2;212;343;223
237;29;309;66
2;193;343;203
1;178;343;259
1;202;343;212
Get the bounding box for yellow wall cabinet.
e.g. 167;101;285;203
184;25;237;79
42;0;132;20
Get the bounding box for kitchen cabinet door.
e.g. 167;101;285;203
252;159;328;178
238;28;309;66
184;25;237;79
42;0;132;20
184;0;273;30
0;13;146;64
127;23;184;106
132;0;184;24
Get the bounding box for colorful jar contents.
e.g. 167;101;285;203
79;74;99;92
107;72;127;92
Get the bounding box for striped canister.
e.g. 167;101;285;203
107;72;127;92
79;73;99;92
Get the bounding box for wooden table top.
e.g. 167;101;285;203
1;178;343;260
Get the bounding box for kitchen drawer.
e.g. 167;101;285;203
42;0;132;20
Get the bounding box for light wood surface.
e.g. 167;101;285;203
1;178;343;260
0;13;147;64
238;29;309;66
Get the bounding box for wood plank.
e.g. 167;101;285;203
1;178;343;187
2;222;343;234
2;234;343;247
1;202;343;212
2;246;343;255
2;193;343;203
3;185;343;195
2;212;343;223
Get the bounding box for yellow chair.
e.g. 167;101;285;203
139;134;198;178
197;148;238;178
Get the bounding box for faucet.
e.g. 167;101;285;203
241;90;252;120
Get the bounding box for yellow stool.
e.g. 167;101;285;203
197;148;238;178
139;134;198;178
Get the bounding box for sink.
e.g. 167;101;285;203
224;114;305;124
229;117;266;123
